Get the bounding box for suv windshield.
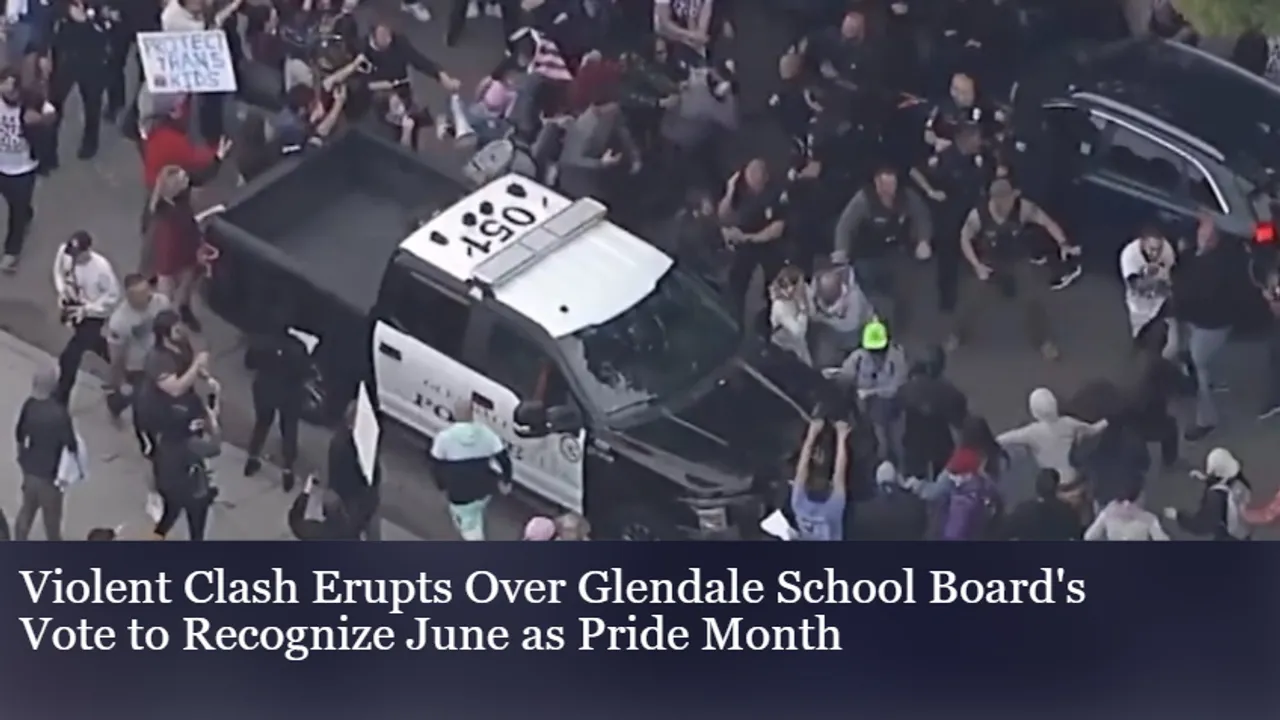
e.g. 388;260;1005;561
557;268;740;419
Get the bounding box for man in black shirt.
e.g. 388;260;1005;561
1173;215;1237;441
923;73;992;153
911;124;991;312
243;319;310;491
135;310;208;457
362;23;461;127
953;178;1078;360
718;158;788;317
13;367;75;540
45;0;112;160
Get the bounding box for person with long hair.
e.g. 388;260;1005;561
768;265;811;364
146;166;203;331
789;417;851;540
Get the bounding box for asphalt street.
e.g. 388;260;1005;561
0;0;1275;539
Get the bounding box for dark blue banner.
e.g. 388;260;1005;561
3;545;1273;719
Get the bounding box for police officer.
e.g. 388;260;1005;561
832;166;933;331
47;0;113;161
951;178;1079;360
910;124;991;313
719;158;789;318
243;318;310;492
923;73;994;153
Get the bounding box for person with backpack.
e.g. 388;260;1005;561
789;417;851;541
915;437;1002;540
1164;448;1253;541
897;345;968;483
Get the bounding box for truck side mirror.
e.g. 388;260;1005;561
514;400;549;438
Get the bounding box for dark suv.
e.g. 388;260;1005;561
1011;38;1280;329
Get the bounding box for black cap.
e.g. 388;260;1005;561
65;230;93;255
152;308;182;343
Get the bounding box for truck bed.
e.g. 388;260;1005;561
213;129;466;313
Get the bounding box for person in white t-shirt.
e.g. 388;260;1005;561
1118;225;1177;358
0;67;55;272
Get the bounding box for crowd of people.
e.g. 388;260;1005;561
4;0;1280;541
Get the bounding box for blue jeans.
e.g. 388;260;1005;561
4;20;35;66
1187;325;1229;427
448;496;492;541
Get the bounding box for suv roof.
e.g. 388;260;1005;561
1030;39;1280;173
400;175;673;339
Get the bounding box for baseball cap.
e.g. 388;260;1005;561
861;319;889;350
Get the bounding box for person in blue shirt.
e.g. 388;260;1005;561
789;417;850;540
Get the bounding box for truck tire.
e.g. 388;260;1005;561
602;505;676;541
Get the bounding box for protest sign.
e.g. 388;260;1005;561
137;30;238;94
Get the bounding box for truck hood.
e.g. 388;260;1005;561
612;345;818;496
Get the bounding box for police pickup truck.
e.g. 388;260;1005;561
203;128;820;539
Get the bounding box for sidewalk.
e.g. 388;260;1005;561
0;330;420;541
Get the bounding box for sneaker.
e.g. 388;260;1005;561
403;3;431;21
1183;424;1215;442
1050;263;1082;291
282;469;296;492
1259;403;1280;421
244;457;262;477
466;1;479;17
77;143;98;160
0;254;17;273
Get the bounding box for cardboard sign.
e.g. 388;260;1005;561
137;30;238;94
353;382;380;486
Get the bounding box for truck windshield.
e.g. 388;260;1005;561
557;268;740;419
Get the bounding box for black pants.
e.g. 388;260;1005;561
104;30;134;115
247;391;300;471
1138;412;1179;466
727;243;786;320
155;488;211;540
934;203;967;313
55;317;110;405
50;65;104;157
0;169;36;256
446;0;520;47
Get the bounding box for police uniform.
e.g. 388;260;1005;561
952;195;1053;350
725;173;788;315
49;0;113;160
925;98;990;147
917;144;991;311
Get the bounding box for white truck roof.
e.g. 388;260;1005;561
398;175;673;339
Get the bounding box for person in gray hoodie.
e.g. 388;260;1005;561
659;68;738;191
997;387;1107;491
557;86;641;202
807;253;873;368
831;318;907;460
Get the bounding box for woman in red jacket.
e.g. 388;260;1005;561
140;94;230;191
147;165;204;331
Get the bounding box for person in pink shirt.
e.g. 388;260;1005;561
451;57;521;146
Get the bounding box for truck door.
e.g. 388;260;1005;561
467;315;585;514
372;264;477;437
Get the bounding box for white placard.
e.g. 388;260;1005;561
137;30;238;94
760;510;795;541
353;382;380;486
